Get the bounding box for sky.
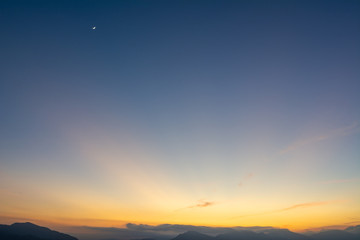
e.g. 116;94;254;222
0;0;360;233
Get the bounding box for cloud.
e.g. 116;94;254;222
346;220;360;225
279;122;360;155
233;201;338;219
245;173;254;179
188;200;215;208
238;173;254;188
65;222;360;240
173;200;216;212
125;223;275;235
319;178;359;184
279;201;330;212
74;224;278;240
126;223;228;234
302;222;360;233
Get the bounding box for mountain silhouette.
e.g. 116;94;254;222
216;229;310;240
311;229;359;240
0;222;77;240
217;230;265;240
172;231;214;240
170;229;311;240
2;222;360;240
170;228;360;240
259;228;310;240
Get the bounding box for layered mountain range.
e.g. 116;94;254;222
0;222;359;240
170;227;360;240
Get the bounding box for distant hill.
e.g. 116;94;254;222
172;231;214;240
2;222;360;240
171;229;311;240
0;222;77;240
217;229;311;240
217;230;265;240
311;229;359;240
257;228;310;240
170;228;360;240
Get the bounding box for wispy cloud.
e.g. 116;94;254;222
279;122;360;155
279;201;330;211
319;178;359;184
238;173;254;187
188;200;216;208
346;220;360;225
232;201;338;219
174;200;216;212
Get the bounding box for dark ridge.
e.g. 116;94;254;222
172;231;215;240
0;222;77;240
260;228;310;240
311;229;359;240
217;230;262;240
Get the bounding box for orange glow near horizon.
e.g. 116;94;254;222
1;122;360;232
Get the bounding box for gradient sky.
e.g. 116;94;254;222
1;0;360;232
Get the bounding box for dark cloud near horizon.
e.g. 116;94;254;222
125;223;276;235
126;223;229;235
78;223;277;239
